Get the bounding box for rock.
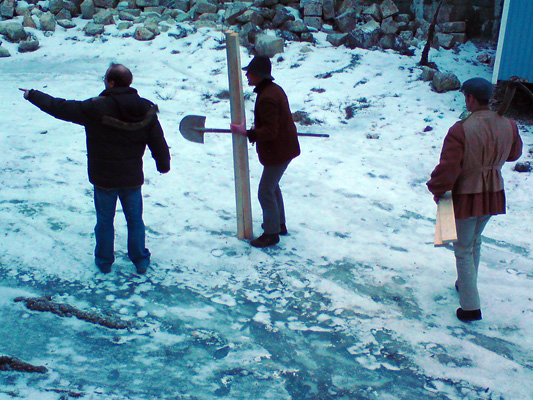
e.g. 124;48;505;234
420;66;436;81
380;16;398;34
326;32;348;47
338;0;362;15
117;21;132;29
63;0;80;16
119;10;135;20
254;33;284;57
0;21;28;42
436;32;455;49
303;16;321;30
277;30;299;42
300;32;314;42
260;8;274;20
145;6;165;14
0;46;10;57
49;0;64;14
514;162;532;172
136;0;158;6
224;1;248;25
18;36;40;52
282;19;308;34
450;33;466;44
55;9;72;19
322;0;334;20
173;0;189;12
57;19;77;28
0;0;15;18
346;19;380;49
303;1;321;16
432;72;460;93
94;0;117;8
379;33;395;49
362;3;381;22
380;0;398;19
80;0;95;19
395;13;410;24
83;21;105;35
93;9;115;25
23;14;38;29
440;21;465;33
239;21;261;45
272;6;294;27
193;0;217;15
143;15;161;33
236;10;264;26
334;10;357;33
133;25;155;40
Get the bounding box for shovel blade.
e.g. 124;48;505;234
179;115;206;144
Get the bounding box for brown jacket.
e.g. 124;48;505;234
427;108;522;219
247;80;300;166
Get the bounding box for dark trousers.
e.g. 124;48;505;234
258;161;290;234
94;186;150;269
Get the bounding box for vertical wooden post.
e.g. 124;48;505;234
225;31;253;239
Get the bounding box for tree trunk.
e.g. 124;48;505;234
419;0;446;67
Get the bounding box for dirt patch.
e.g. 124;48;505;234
492;81;533;125
15;296;131;330
0;356;47;373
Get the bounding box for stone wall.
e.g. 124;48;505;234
0;0;503;57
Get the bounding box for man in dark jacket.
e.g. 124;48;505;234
231;56;300;248
20;63;171;274
427;77;522;322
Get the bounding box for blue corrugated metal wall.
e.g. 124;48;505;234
497;0;533;81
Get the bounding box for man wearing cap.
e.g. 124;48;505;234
230;56;300;248
427;77;522;322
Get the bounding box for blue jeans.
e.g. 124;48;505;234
453;215;491;310
258;161;290;234
94;186;150;270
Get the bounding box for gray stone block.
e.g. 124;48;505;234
40;12;57;31
254;33;284;57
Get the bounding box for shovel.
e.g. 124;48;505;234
179;115;329;144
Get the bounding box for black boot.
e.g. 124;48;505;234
456;308;482;322
250;233;279;248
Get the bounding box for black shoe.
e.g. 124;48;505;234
135;261;149;275
456;308;482;322
250;233;279;248
97;264;112;274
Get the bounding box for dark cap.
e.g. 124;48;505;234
242;56;274;80
460;77;493;100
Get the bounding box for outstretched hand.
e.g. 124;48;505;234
230;119;247;136
19;88;30;99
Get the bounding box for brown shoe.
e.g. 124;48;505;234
250;233;279;248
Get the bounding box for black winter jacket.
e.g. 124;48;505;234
27;87;171;188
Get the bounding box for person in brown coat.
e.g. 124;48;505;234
427;77;522;322
231;56;300;247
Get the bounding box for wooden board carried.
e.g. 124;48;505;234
434;191;457;247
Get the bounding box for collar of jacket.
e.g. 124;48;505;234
253;79;274;95
101;104;158;131
99;87;138;97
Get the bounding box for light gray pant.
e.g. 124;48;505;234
258;161;290;235
453;215;491;310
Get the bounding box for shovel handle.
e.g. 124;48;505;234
199;128;329;138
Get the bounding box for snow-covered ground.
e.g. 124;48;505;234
0;19;532;400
